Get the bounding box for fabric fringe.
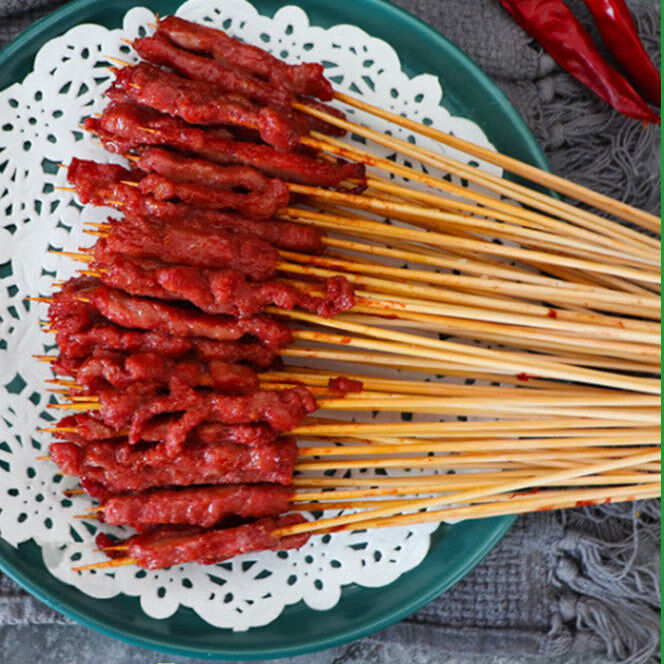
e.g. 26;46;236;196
550;501;661;664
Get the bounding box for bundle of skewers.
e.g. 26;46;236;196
33;16;660;573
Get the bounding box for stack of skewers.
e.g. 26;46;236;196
34;16;660;572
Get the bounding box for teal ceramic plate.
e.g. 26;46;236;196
0;0;552;658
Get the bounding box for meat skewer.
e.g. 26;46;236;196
75;381;316;441
66;158;324;253
51;437;299;493
49;280;293;350
91;514;310;570
85;102;366;187
156;15;333;100
93;484;294;530
52;413;278;447
134;146;278;193
111;62;301;150
135;172;289;219
50;326;277;371
130;33;346;137
73;350;259;394
89;240;354;317
94;214;282;278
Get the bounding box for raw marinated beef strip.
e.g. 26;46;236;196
133;34;345;136
136;172;289;219
76;351;259;394
113;62;301;150
102;214;280;280
55;413;278;447
52;328;277;370
87;102;365;187
51;437;299;491
135;147;276;192
157;15;334;100
91;243;355;317
135;33;294;108
100;484;293;529
88;286;293;350
97;513;310;569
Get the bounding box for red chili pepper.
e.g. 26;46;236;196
582;0;661;106
499;0;659;124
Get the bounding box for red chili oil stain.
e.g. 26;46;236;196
516;372;530;381
511;487;540;498
575;500;596;507
617;321;625;328
547;309;558;319
339;337;352;344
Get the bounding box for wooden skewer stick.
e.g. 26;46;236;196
330;91;660;233
277;313;661;394
279;259;661;335
328;482;661;532
272;449;661;536
362;174;659;261
297;431;661;456
291;417;659;436
300;112;661;248
304;133;660;258
290;183;658;267
70;480;659;572
42;395;661;423
280;207;660;285
288;184;657;267
282;249;660;314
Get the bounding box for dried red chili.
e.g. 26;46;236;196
582;0;660;106
499;0;659;123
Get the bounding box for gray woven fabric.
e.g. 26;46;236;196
0;1;660;663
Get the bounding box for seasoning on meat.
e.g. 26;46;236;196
100;484;293;529
91;241;354;317
157;15;333;100
112;62;301;150
51;437;299;490
87;102;366;187
97;513;310;569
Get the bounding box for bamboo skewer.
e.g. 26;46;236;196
279;261;661;334
71;481;659;571
272;449;661;536
44;395;661;423
51;44;660;574
333;482;660;531
288;184;658;266
280;208;660;284
282;250;661;315
278;314;660;394
299;113;660;247
330;91;661;233
362;174;659;261
291;418;660;436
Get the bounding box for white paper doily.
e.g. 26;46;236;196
0;0;502;630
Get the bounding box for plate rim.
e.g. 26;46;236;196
0;0;553;658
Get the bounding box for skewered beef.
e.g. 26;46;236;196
133;34;345;136
55;413;278;447
100;484;293;529
51;437;299;490
87;102;365;186
76;351;259;394
157;15;333;100
91;241;354;317
97;513;310;569
112;62;300;150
